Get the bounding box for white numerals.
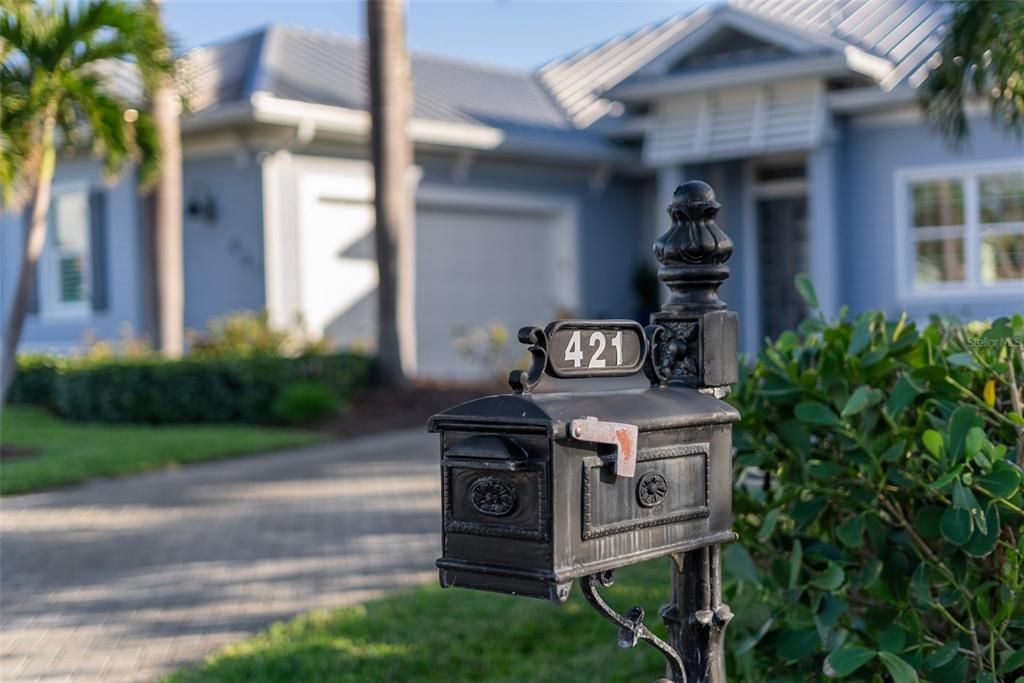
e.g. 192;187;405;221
588;332;607;368
565;330;584;367
564;330;628;368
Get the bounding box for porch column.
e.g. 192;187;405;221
807;128;840;317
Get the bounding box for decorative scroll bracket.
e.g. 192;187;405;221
580;571;686;683
508;326;547;394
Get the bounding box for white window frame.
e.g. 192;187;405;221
894;159;1024;303
40;181;91;319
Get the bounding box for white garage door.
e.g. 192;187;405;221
297;191;377;349
415;204;568;381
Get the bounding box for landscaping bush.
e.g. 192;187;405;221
12;352;371;425
272;381;340;424
726;279;1024;682
6;354;59;408
188;310;329;359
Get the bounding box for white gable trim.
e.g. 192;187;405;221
636;7;836;79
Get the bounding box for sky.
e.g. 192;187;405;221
162;0;707;71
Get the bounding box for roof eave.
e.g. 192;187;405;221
182;92;637;165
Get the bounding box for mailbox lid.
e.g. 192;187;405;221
428;385;738;435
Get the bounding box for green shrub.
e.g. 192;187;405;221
7;354;59;408
188;310;328;359
727;281;1023;682
27;352;371;425
272;381;340;424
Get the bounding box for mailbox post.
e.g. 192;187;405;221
429;180;739;683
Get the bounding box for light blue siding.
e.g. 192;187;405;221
182;156;266;331
838;114;1024;322
0;158;147;353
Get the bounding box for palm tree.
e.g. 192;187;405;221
145;0;184;358
920;0;1024;141
366;0;416;385
0;0;171;400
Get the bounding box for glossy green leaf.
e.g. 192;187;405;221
810;561;845;590
757;507;781;543
723;543;762;584
788;539;803;590
947;352;979;369
940;508;973;546
841;386;884;417
879;624;907;653
881;440;905;463
922;430;944;458
947;406;978;460
977;468;1021;499
836;514;865;548
1001;648;1024;674
878;651;919;683
824;646;875;678
849;315;873;355
951;479;980;512
777;627;820;662
886;376;920;415
965;427;986;458
795;274;819;310
963;503;1000;558
914;506;944;539
795;401;841;426
924;642;959;670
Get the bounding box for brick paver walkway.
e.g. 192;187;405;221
0;430;440;683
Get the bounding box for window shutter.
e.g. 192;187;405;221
23;204;39;314
88;189;109;312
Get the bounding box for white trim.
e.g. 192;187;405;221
894;159;1024;304
636;7;854;80
260;150;287;329
252;92;506;150
39;183;92;321
415;185;581;314
751;178;807;199
808;141;839;317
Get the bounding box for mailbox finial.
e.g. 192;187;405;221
648;180;737;390
653;180;732;311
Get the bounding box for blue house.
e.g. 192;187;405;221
2;0;1021;379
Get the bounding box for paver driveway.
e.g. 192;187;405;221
0;430;440;683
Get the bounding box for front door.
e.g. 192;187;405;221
757;196;808;340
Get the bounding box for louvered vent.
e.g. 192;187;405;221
642;80;824;164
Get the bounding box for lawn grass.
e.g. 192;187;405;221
165;561;673;683
0;406;325;495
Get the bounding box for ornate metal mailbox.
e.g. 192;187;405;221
429;181;739;683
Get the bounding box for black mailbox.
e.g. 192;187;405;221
429;181;740;682
429;384;738;602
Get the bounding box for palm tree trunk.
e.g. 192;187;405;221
1;117;56;401
148;0;184;357
366;0;416;385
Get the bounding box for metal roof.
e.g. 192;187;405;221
178;25;600;148
537;0;949;128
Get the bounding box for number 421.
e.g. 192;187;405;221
564;330;623;368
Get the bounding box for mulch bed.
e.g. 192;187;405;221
0;444;41;461
318;380;504;439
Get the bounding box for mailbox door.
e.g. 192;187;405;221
552;423;734;580
438;429;562;600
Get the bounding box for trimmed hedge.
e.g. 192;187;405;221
8;352;372;425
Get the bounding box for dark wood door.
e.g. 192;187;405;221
757;196;808;341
